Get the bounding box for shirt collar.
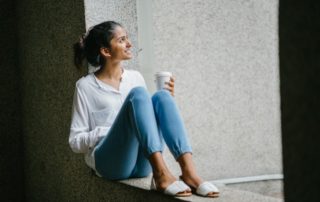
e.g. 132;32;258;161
91;68;127;93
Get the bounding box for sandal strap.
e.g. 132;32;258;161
164;181;190;196
196;181;219;196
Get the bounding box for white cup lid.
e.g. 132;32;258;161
155;71;172;77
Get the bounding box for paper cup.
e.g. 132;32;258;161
155;71;172;91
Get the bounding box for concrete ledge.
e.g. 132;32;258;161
119;175;153;190
119;176;283;202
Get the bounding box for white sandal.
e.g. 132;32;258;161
179;176;220;198
150;178;192;197
195;181;220;197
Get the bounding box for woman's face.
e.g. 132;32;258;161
108;26;132;61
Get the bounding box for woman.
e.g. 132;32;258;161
69;21;219;198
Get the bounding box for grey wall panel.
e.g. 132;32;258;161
150;0;281;180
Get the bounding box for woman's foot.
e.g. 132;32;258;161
153;170;191;196
180;174;219;197
177;153;219;197
149;152;191;196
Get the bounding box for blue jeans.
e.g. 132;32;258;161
94;87;192;180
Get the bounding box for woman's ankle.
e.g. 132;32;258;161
152;170;176;190
180;173;202;187
153;168;168;178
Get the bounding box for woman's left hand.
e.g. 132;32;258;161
165;76;175;96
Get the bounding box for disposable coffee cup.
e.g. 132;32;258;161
155;71;172;91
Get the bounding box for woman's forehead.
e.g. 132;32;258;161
113;26;128;37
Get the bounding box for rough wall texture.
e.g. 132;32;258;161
280;1;320;202
151;0;282;180
16;0;87;200
0;0;24;201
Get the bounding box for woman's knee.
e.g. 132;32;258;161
152;90;172;105
129;87;149;101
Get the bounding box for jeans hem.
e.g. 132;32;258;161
173;148;193;160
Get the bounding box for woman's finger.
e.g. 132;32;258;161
164;85;174;96
164;76;175;96
166;81;174;87
166;76;175;87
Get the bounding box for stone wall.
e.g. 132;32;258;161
16;0;85;200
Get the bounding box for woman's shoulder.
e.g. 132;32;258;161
75;73;95;91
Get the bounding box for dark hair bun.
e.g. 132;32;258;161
73;36;86;69
83;31;101;67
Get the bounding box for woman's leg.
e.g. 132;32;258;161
152;90;192;160
94;87;163;180
152;90;210;190
94;87;191;195
178;153;219;197
129;146;153;178
177;153;202;188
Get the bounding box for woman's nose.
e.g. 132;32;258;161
126;39;132;48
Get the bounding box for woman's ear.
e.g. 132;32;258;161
100;47;111;58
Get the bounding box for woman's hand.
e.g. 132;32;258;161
165;76;175;96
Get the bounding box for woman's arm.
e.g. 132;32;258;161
69;86;109;153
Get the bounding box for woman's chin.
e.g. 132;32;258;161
124;55;133;60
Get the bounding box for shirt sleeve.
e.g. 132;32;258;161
69;86;109;153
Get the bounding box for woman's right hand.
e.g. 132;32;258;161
165;76;175;96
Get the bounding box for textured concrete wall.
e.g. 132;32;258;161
0;0;24;201
279;1;320;202
16;0;87;200
150;0;282;180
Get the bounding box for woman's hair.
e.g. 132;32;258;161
73;21;122;69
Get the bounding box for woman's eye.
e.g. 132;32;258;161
118;36;129;43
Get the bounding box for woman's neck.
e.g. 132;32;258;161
95;61;123;81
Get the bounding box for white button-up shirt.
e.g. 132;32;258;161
69;68;147;170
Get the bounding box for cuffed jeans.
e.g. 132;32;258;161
94;87;192;180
